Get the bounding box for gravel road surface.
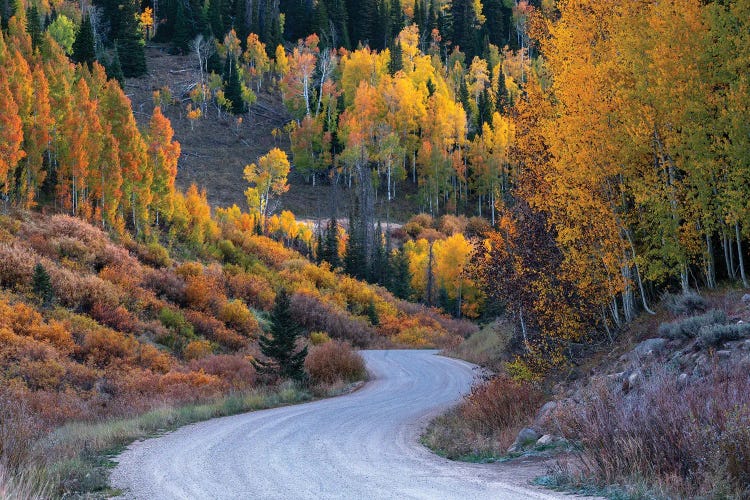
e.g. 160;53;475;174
111;350;567;499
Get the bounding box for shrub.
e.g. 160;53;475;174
658;309;727;339
309;331;331;345
422;375;544;459
141;268;186;304
664;291;708;316
0;242;36;289
555;361;750;497
697;322;750;348
89;303;138;333
304;341;366;385
290;292;374;347
218;299;260;337
136;242;171;268
157;308;196;350
183;310;247;350
227;272;276;311
183;340;214;360
189;354;257;390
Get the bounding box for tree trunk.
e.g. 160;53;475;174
736;222;749;288
705;232;716;289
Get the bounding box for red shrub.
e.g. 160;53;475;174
183;310;247;350
290;292;374;347
189;354;257;390
89;303;138;333
227;272;276;311
304;340;366;384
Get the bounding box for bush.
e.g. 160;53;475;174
658;309;727;339
304;341;366;385
664;291;708;316
309;331;331;345
555;361;750;497
290;292;374;347
422;375;544;459
189;354;257;390
136;242;171;268
697;322;750;348
219;300;260;337
183;340;214;360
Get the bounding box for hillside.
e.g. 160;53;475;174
124;45;421;222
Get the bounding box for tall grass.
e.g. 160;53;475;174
2;382;325;497
555;360;750;498
422;375;544;461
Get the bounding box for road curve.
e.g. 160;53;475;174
111;350;562;499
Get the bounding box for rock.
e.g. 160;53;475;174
535;401;557;422
633;338;668;357
628;371;642;387
677;373;689;385
744;339;750;351
742;293;750;303
536;434;555;446
716;350;732;359
508;428;540;453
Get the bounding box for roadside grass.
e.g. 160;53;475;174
25;380;359;498
444;319;512;371
421;375;545;463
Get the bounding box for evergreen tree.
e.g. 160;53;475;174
390;0;403;34
26;5;42;48
495;68;508;113
234;0;249;48
387;249;412;300
171;0;191;54
223;54;247;114
369;221;389;285
366;298;379;325
255;289;308;380
388;39;403;74
477;88;492;129
104;48;125;86
208;0;224;37
116;0;147;77
321;0;350;49
32;263;54;306
72;16;96;67
320;217;340;268
343;202;367;280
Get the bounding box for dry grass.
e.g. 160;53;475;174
554;359;750;498
422;375;545;461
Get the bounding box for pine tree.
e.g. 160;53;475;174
344;203;367;280
223;54;247;114
208;0;224;38
369;221;389;285
366;298;379;325
388;39;403;74
26;5;42;48
387;249;412;300
104;49;125;85
321;216;340;268
116;0;147;77
255;289;308;381
72;16;96;67
171;0;191;54
32;263;54;306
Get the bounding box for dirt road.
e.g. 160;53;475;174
111;350;565;499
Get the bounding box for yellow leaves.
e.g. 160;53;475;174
244;148;290;219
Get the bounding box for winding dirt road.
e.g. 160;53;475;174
111;350;565;499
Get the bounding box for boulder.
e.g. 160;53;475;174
742;294;750;304
536;434;555;446
535;401;557;422
633;338;668;357
507;428;539;453
677;373;689;385
716;350;732;359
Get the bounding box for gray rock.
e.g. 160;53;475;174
628;371;642;388
716;349;732;359
536;434;555;446
508;428;539;453
742;294;750;303
677;373;689;385
633;338;668;357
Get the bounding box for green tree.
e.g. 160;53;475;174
387;248;412;300
104;49;125;85
116;0;147;77
320;216;340;268
48;14;77;55
255;289;308;380
26;5;42;48
171;0;190;54
72;15;96;66
223;54;247;114
32;263;54;306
